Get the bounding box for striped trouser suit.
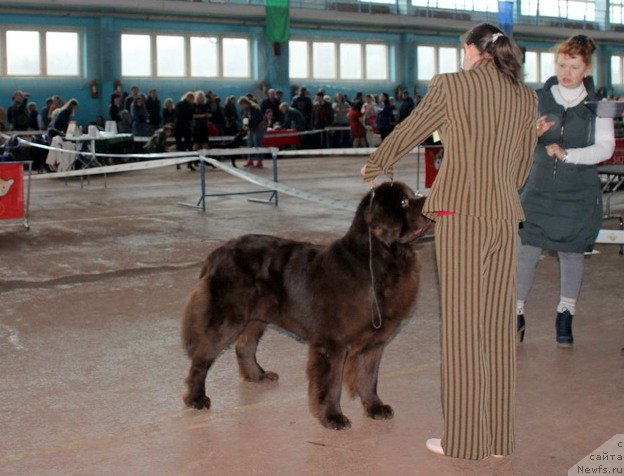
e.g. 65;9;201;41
435;213;518;460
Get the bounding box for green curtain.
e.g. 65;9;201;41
266;0;290;43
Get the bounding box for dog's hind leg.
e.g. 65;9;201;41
183;324;245;410
184;349;214;410
235;320;279;382
307;343;351;430
344;345;394;420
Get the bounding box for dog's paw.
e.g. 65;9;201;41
321;413;352;430
260;371;279;382
184;394;211;410
366;403;394;420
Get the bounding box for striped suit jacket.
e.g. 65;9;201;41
364;60;538;221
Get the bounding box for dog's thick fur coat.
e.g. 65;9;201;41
181;182;432;429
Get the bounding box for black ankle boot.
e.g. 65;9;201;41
555;310;574;347
517;314;526;343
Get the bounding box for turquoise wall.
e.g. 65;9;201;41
2;11;624;129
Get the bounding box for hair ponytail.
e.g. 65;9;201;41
465;23;523;85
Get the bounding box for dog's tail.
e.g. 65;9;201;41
181;281;210;358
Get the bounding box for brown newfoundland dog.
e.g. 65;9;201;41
181;181;432;430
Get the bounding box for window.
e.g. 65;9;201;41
340;43;362;80
313;42;337;79
612;55;624;85
190;37;218;77
611;0;624;24
46;32;79;76
417;45;460;81
157;35;185;77
520;0;595;21
411;0;499;11
289;40;388;81
6;31;40;75
2;29;80;77
222;38;250;77
121;34;151;77
366;44;388;80
121;33;250;79
289;40;308;78
523;50;555;83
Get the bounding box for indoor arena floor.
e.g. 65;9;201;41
1;155;622;475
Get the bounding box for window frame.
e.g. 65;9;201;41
120;30;252;79
612;54;624;86
416;44;462;81
610;0;624;24
519;0;596;21
1;26;83;78
288;39;390;82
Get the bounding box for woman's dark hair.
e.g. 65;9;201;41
464;23;523;84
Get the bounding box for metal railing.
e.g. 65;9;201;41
172;0;622;32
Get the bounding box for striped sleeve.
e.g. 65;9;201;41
516;92;538;188
363;75;447;182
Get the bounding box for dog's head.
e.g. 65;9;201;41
357;181;434;247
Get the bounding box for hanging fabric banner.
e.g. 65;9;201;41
0;163;25;220
498;1;514;37
266;0;290;43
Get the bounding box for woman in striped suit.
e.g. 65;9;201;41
361;23;537;460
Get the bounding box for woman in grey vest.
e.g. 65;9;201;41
517;35;614;346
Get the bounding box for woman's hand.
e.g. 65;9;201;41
536;115;556;138
545;143;567;161
360;164;377;188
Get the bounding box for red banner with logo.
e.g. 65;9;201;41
424;146;444;188
0;164;25;220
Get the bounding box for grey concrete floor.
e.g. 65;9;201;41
0;156;622;475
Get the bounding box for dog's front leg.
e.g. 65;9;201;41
346;344;394;420
307;343;350;430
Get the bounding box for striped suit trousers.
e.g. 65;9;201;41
435;214;517;460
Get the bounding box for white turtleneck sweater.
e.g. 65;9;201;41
549;83;615;165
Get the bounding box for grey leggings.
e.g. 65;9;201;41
517;243;585;301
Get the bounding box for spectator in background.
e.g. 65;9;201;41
279;102;306;132
292;87;313;129
389;96;400;125
348;100;367;148
40;98;53;129
174;92;195;169
261;89;283;124
332;93;351;148
144;123;175;153
124;85;139;111
361;94;378;132
238;95;266;168
116;109;132;133
48;98;79;137
48;96;64;125
130;93;150;138
275;89;285;112
398;90;415;123
192;90;211;151
376;92;396;141
312;92;333;148
162;98;175;126
27;102;42;130
223;95;239;136
0;107;8;132
8;90;30;130
109;94;123;123
146;89;162;133
210;96;226;135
